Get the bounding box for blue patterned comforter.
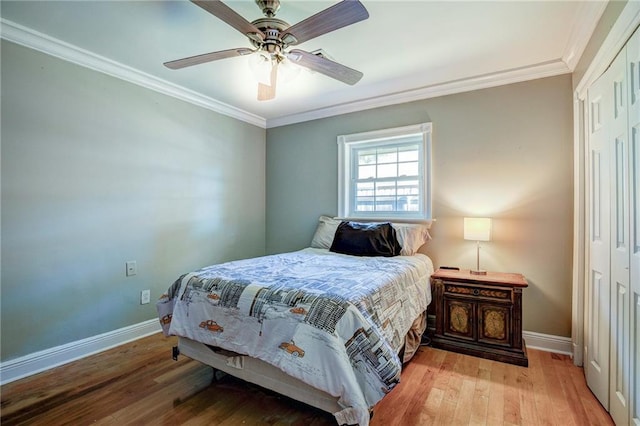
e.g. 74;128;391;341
157;248;433;425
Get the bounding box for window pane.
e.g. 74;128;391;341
398;195;419;211
377;147;397;164
398;161;418;177
356;182;374;196
377;163;397;178
358;150;376;165
375;197;396;211
397;180;419;195
375;181;396;196
358;165;376;179
355;197;374;211
398;146;419;162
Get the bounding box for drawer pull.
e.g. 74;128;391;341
473;289;480;296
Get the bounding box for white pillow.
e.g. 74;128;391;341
310;215;341;249
310;215;431;255
392;223;432;256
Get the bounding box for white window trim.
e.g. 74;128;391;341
337;122;433;221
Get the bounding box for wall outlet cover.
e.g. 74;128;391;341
140;289;151;305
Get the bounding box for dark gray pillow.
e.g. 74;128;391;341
329;221;402;257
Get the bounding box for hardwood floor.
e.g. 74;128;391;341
0;333;613;425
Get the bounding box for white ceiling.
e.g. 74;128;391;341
0;0;606;128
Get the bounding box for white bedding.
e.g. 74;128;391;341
157;248;433;425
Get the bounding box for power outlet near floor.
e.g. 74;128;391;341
140;289;151;305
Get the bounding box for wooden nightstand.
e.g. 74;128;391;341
430;268;528;367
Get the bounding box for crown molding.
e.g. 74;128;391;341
266;59;571;128
562;1;608;71
0;19;267;129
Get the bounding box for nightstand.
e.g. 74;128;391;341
430;268;528;367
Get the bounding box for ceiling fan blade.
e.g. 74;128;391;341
287;49;363;85
257;62;278;101
164;48;253;70
281;0;368;46
191;0;265;42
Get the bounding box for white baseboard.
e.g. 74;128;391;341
523;330;573;356
0;322;572;386
0;319;162;385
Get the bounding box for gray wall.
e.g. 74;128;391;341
1;41;266;361
266;75;574;337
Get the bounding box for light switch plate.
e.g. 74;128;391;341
126;261;137;276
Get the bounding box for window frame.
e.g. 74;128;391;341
337;122;433;221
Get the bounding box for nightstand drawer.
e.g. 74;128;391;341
444;282;511;301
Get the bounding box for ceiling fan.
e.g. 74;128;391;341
164;0;369;101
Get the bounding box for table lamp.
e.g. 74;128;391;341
464;217;492;275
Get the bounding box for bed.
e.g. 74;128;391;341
157;218;433;425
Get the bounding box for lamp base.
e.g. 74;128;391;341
470;269;487;275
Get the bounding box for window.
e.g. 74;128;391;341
337;123;432;220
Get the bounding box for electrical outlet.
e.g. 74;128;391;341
140;289;151;305
126;261;137;277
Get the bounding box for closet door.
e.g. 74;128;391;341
627;26;640;426
586;64;612;410
609;43;630;426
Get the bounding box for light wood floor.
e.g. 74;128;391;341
0;333;613;426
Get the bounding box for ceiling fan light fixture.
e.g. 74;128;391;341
249;51;301;86
248;51;275;85
278;57;301;83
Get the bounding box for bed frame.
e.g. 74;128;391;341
175;336;346;417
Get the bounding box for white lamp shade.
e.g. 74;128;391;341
464;217;492;241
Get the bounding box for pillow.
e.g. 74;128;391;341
392;223;432;256
310;215;341;249
310;215;432;255
330;221;402;257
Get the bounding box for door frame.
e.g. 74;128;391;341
572;2;640;366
